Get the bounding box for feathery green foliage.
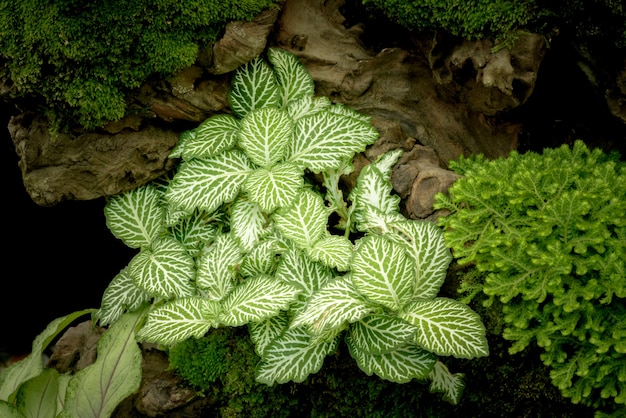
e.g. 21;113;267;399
434;141;626;414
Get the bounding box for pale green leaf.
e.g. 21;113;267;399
400;298;489;359
15;368;59;418
220;275;301;326
348;314;418;355
239;107;293;167
287;95;332;120
351;235;415;311
229;56;281;118
273;189;327;248
59;310;144;418
105;184;165;249
165;149;255;214
346;337;436;383
0;401;25;417
286;111;379;172
428;360;465;405
389;219;453;299
245;163;303;213
256;327;338;384
306;233;353;271
137;298;221;346
96;265;152;327
196;234;243;301
267;47;315;105
181;114;240;160
290;276;377;335
230;197;271;252
129;236;196;299
249;312;290;357
240;239;279;277
327;102;373;124
167;208;224;256
274;247;333;295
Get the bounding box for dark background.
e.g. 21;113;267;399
1;102;136;356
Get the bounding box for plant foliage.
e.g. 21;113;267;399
434;140;626;414
92;47;488;406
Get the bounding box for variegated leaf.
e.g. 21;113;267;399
256;326;338;384
229;56;281;118
287;95;332;120
275;247;333;295
137;297;221;346
196;234;243;301
220;275;300;326
273;189;327;249
128;236;196;299
245;163;303;213
351;235;415;311
348;314;417;355
239;107;293;167
327;102;372;124
165;149;255;214
168;208;224;257
248;312;290;357
346;337;436;383
306;233;353;271
240;239;278;277
388;219;453;299
230;197;271;252
428;360;465;405
105;184;165;249
181;114;240;160
168;129;193;159
290;276;377;335
399;298;489;359
267;47;315;105
286;111;379;172
96;265;151;327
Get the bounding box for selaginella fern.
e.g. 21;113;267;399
434;141;626;413
96;47;488;405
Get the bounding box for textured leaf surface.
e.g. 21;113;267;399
348;314;417;354
400;298;489;359
256;327;338;384
240;239;278;277
239;107;293;167
196;234;243;301
96;265;151;326
181;114;240;160
351;235;415;311
347;337;436;383
306;234;353;271
267;47;315;105
230;197;271;252
137;298;220;346
287;95;331;120
129;236;196;299
105;184;164;249
245;163;303;212
229;56;280;118
249;312;290;357
273;189;327;248
274;248;333;295
428;360;465;405
220;275;300;326
165;149;254;214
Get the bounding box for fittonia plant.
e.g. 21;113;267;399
96;48;488;404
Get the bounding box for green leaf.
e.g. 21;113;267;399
346;337;436;383
400;298;489;359
290;276;377;335
274;247;333;295
351;235;415;311
15;368;60;418
267;47;315;105
239;107;293;167
256;327;338;384
287;95;332;120
230;197;271;252
196;233;243;301
273;189;328;249
249;312;290;357
181;114;240;160
167;208;224;256
59;310;144;418
286;111;379;172
0;402;23;418
229;56;281;118
105;184;165;249
428;360;465;405
348;314;418;355
220;275;301;326
389;220;453;299
129;236;196;299
306;233;353;271
96;265;152;327
245;163;303;213
165;149;255;214
137;298;221;346
240;239;278;277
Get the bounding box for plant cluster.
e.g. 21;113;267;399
434;140;626;415
0;0;278;132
